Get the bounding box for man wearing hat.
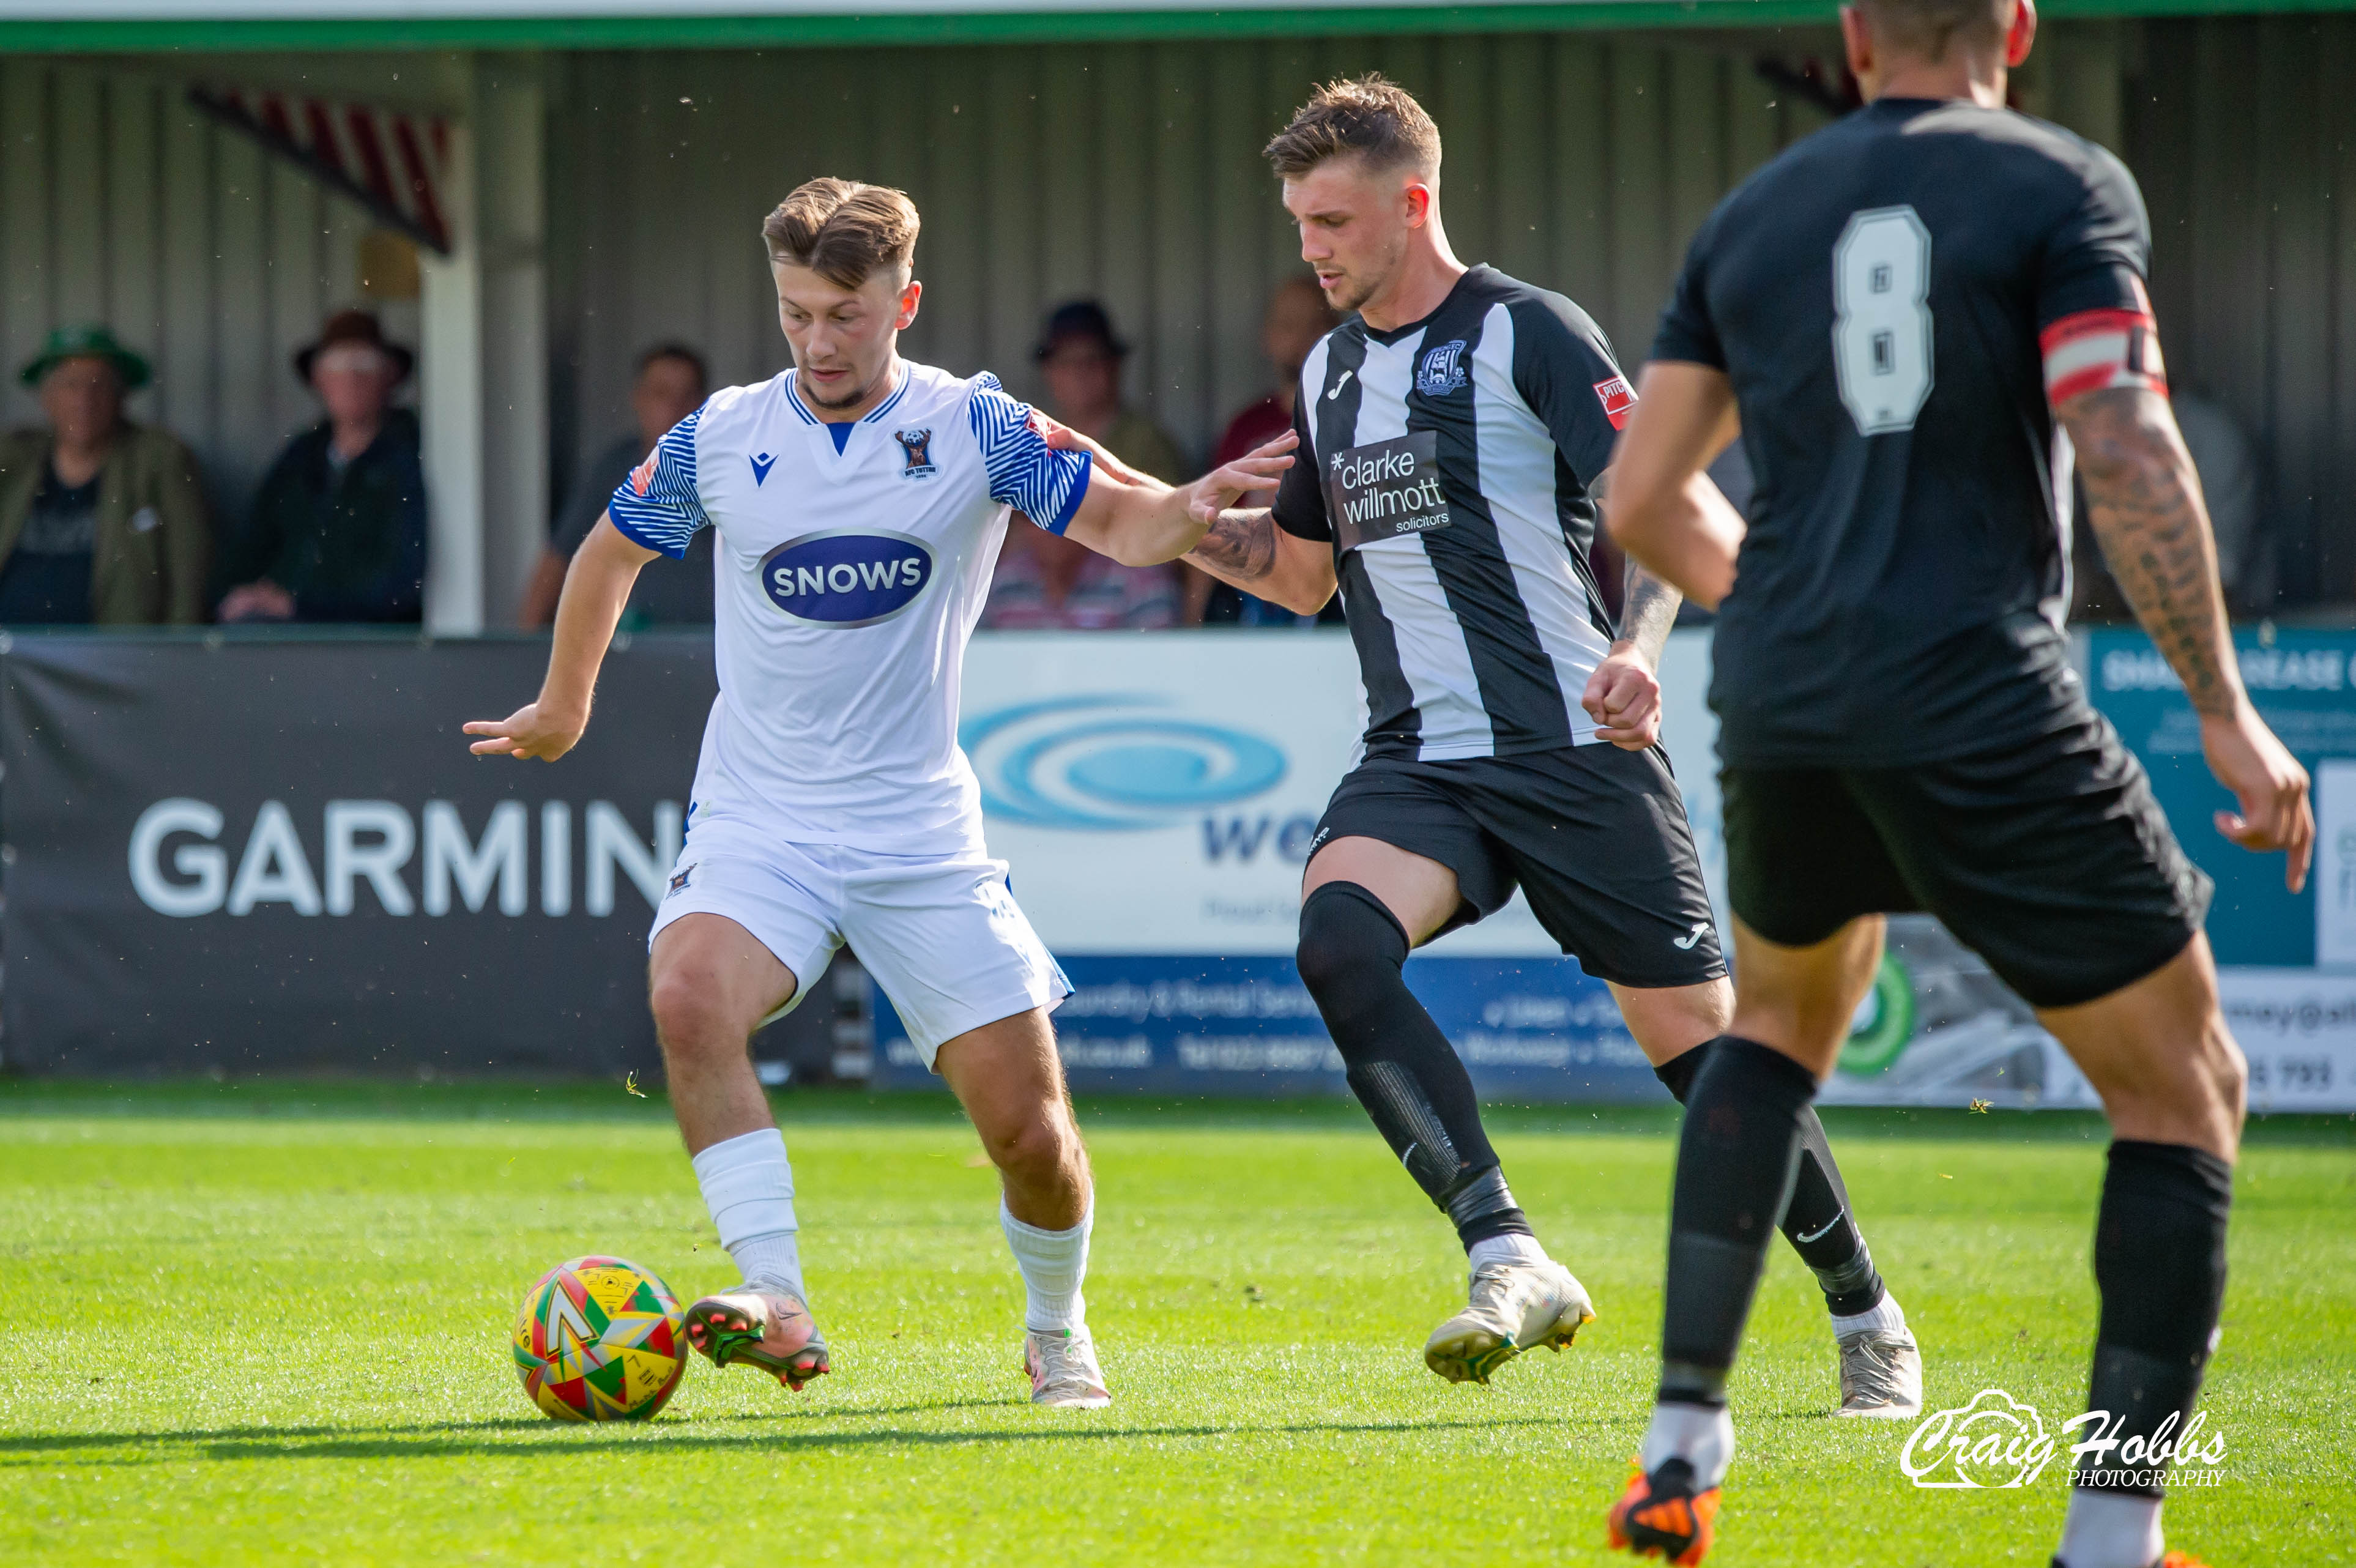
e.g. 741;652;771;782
0;324;210;625
218;309;426;623
982;300;1192;629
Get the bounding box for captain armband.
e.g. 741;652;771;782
2040;307;2168;405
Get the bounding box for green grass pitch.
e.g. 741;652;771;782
2;1082;2349;1566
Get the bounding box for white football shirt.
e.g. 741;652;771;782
607;360;1091;855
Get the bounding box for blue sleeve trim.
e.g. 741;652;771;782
605;407;709;560
604;504;682;559
1041;451;1090;535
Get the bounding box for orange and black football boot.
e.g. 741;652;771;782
2051;1555;2211;1568
1607;1457;1720;1564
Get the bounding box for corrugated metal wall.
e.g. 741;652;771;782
0;58;422;520
544;33;1840;493
2129;15;2356;606
1;29;2347;607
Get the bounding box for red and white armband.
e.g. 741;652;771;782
2040;307;2168;405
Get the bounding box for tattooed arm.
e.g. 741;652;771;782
1183;507;1339;616
2061;384;2313;888
1618;556;1684;667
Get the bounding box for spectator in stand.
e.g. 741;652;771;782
0;324;209;625
519;343;712;628
983;300;1185;630
217;310;424;624
1198;277;1340;626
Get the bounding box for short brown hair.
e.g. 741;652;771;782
1264;73;1442;182
760;177;920;289
1857;0;2006;61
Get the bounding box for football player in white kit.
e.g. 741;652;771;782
465;179;1292;1408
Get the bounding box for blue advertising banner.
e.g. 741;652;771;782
2085;626;2355;968
897;628;2356;1110
872;954;1665;1102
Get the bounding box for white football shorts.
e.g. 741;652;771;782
647;812;1069;1069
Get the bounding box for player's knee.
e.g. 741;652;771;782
983;1112;1074;1184
1295;882;1407;1001
648;971;752;1058
1293;924;1354;1001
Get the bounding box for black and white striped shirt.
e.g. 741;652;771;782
1274;266;1637;762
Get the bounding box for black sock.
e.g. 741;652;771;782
2079;1140;2232;1496
1297;882;1530;1249
1657;1036;1818;1406
1654;1048;1886;1318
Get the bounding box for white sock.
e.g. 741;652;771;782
1467;1232;1550;1272
1000;1198;1090;1332
2056;1489;2163;1568
1830;1292;1907;1339
1641;1401;1736;1489
689;1127;806;1302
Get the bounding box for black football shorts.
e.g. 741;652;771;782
1311;743;1726;990
1722;710;2212;1009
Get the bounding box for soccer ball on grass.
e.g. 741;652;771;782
511;1255;688;1421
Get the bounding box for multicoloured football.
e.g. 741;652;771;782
511;1255;688;1422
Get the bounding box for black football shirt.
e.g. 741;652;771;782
1652;97;2153;767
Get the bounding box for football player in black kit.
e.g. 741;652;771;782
1169;74;1921;1419
1602;1;2311;1564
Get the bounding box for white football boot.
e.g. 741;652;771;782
683;1287;831;1391
1834;1325;1923;1418
1424;1258;1596;1384
1023;1328;1112;1408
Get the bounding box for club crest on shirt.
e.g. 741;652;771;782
893;427;938;479
1416;338;1469;396
667;863;694;896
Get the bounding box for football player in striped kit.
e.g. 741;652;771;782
1173;75;1921;1419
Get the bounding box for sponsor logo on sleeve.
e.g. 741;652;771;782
894;427;938;478
1415;338;1468;396
1594;375;1637;430
629;451;657;496
1323;432;1452;553
758;529;935;626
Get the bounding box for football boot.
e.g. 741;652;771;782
683;1287;830;1391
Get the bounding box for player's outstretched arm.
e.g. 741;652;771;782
1602;362;1745;611
1059;431;1298;568
463;515;656;762
1184;507;1339;617
2061;384;2313;890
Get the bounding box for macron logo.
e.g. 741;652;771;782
749;452;778;486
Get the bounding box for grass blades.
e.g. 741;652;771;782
2;1083;2349;1565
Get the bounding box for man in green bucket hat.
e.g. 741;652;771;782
0;324;210;624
